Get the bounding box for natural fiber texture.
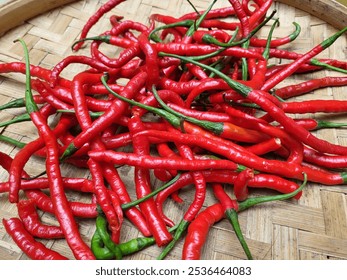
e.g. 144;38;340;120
0;0;347;260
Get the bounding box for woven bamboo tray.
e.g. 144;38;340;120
0;0;347;260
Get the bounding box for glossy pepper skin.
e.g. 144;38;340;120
2;218;68;260
15;39;95;260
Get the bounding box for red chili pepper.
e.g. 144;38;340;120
128;114;173;246
88;149;243;172
101;162;152;237
275;76;347;99
182;203;224;260
15;39;95;259
282;100;347;114
156;125;207;259
72;0;126;51
24;189;97;218
61;71;147;159
2;218;68;260
228;0;250;37
183;176;306;259
261;26;347;91
245;137;282;155
233;168;254;201
17;199;65;239
0;62;71;88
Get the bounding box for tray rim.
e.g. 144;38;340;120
0;0;76;36
0;0;347;37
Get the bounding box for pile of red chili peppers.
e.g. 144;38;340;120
0;0;347;260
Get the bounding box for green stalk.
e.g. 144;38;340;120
149;21;194;42
101;74;181;128
151;85;224;135
226;173;307;259
225;209;253;260
0;113;31;128
0;134;26;148
310;58;347;74
201;10;277;48
238;173;307;212
0;97;26;111
14;38;38;114
185;0;217;37
158;52;253;97
320;26;347;49
57;109;103;119
288;22;302;41
157;219;189;260
315;120;347;130
121;173;181;210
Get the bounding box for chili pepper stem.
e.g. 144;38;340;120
238;173;307;212
157;219;189;260
121;173;181;210
0;134;26;148
0;97;26;111
0;113;31;128
225;209;253;260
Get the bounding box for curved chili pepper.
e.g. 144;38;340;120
101;163;151;237
60;71;147;160
233;169;254;201
183;175;307;260
15;39;95;259
2;218;68;260
24;189;97;218
72;0;126;51
182;203;224;260
157;129;207;260
95;214;123;259
128;115;172;246
91;229;115;260
17;199;65;239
